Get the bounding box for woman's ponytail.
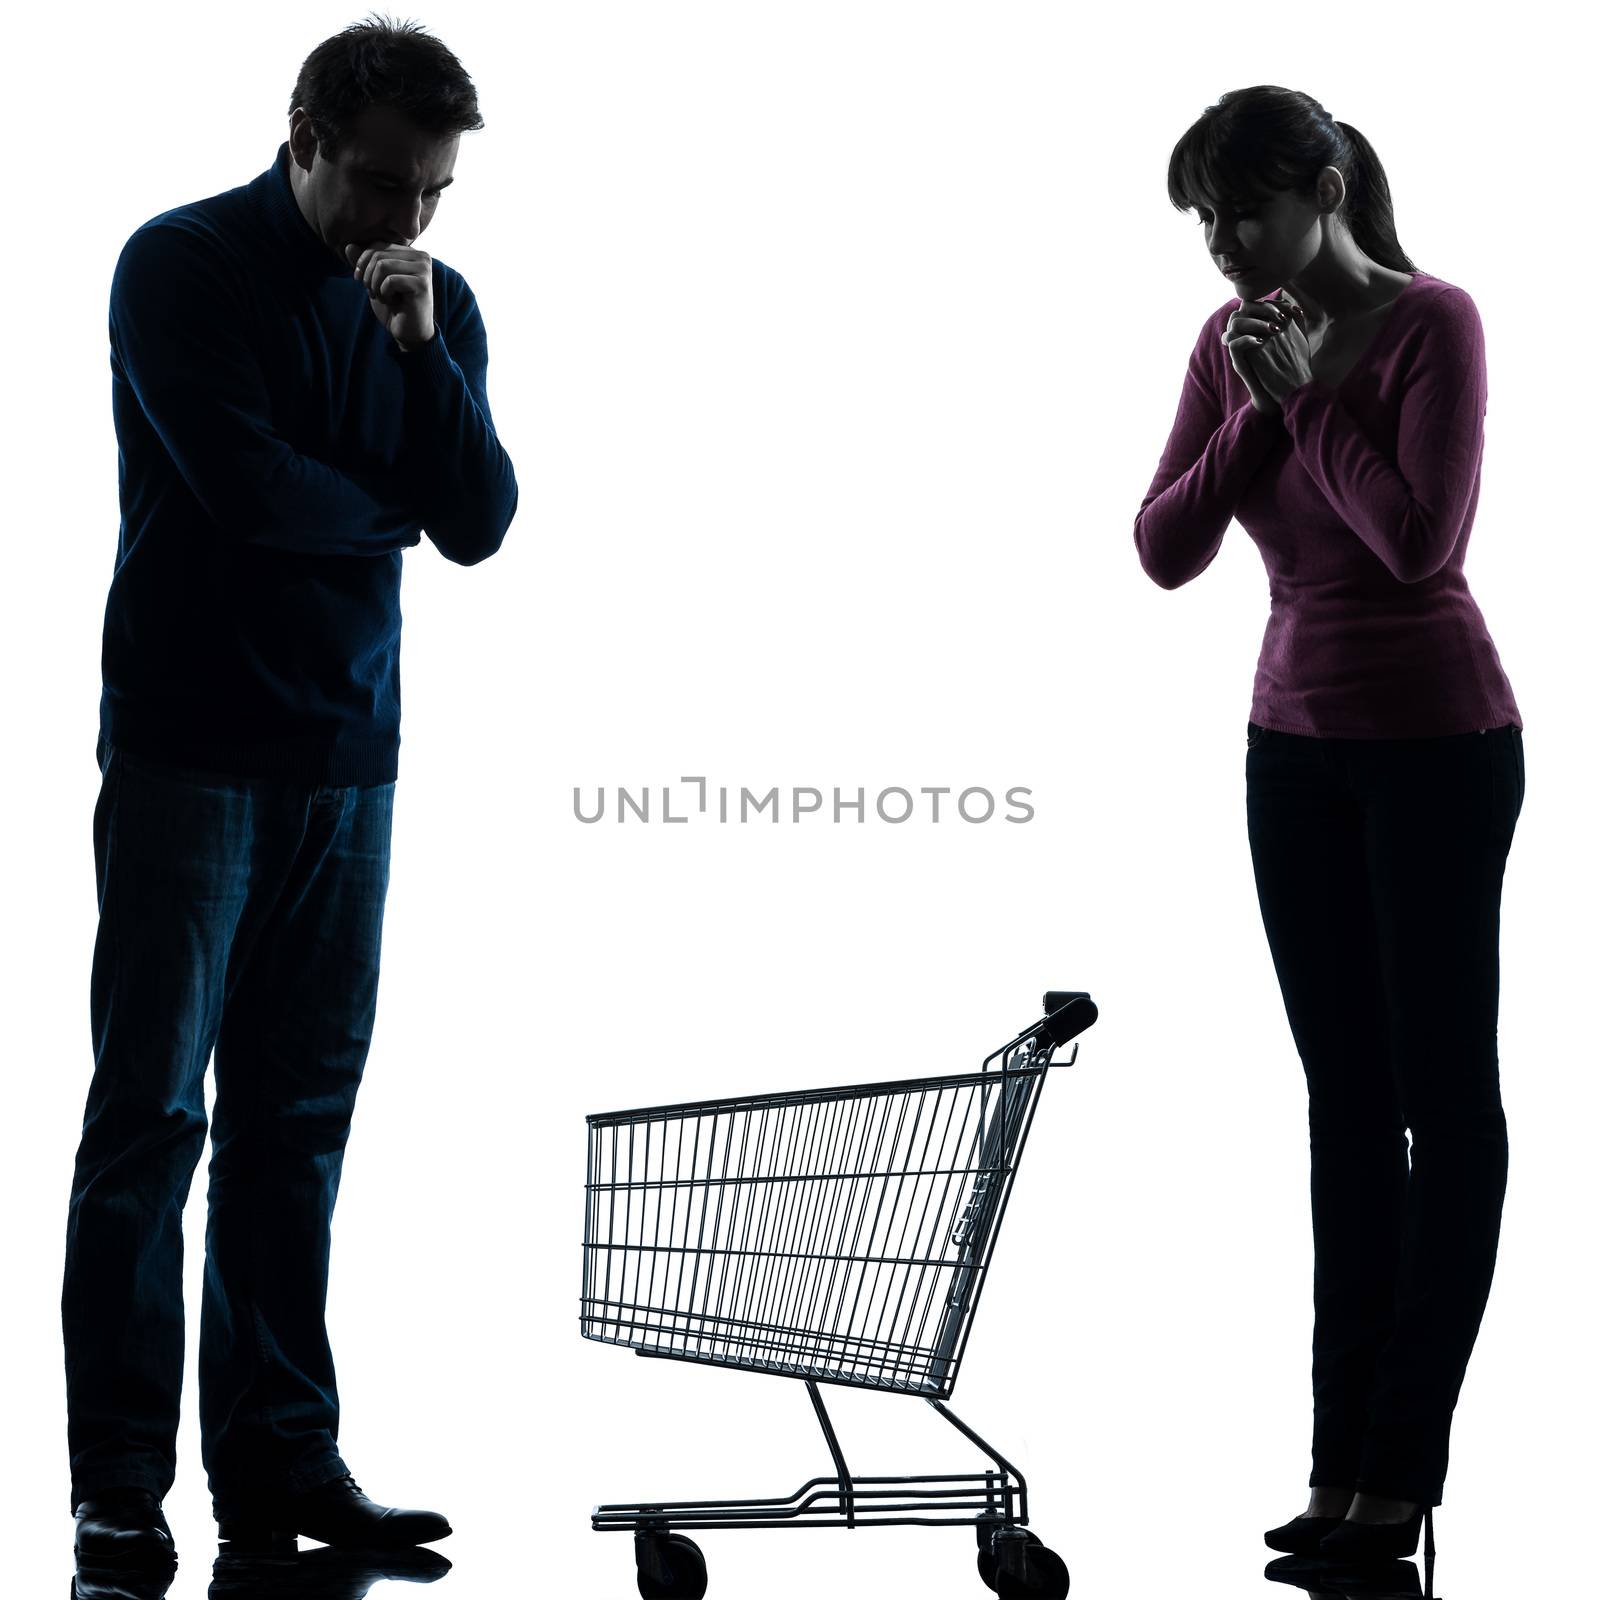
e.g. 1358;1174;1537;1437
1334;120;1418;274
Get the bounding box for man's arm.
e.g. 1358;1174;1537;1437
384;272;519;567
1134;317;1283;590
111;223;422;558
1279;289;1487;584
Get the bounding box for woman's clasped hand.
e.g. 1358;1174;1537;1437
1224;294;1313;412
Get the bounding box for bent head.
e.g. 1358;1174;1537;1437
290;103;459;257
1165;84;1416;291
285;15;483;260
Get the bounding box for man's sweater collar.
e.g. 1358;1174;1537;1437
253;140;351;280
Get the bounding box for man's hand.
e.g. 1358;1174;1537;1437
344;241;435;350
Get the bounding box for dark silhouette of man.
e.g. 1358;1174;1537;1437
63;16;517;1567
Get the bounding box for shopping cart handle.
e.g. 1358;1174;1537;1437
1040;991;1097;1048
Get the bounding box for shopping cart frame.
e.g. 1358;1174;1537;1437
582;991;1097;1598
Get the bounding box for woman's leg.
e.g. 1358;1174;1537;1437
1350;726;1524;1506
1245;725;1408;1496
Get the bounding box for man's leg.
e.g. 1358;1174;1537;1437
63;743;254;1509
200;778;395;1519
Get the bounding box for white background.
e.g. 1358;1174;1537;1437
5;3;1593;1597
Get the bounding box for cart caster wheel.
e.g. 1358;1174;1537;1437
977;1527;1041;1591
634;1531;708;1599
989;1530;1069;1599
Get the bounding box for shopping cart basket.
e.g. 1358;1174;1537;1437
582;989;1097;1599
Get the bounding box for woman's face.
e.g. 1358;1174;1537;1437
1194;183;1325;296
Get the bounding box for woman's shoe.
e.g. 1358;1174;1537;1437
1318;1504;1432;1562
1264;1513;1347;1554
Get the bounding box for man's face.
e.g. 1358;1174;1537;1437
288;102;459;259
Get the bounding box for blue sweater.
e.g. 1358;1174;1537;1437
100;140;519;786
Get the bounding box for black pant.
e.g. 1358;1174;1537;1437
63;740;394;1517
1245;720;1523;1506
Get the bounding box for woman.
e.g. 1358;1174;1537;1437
1134;87;1524;1563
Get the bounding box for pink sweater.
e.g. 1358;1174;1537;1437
1135;270;1522;737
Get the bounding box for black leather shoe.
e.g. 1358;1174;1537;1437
217;1474;452;1549
1264;1512;1347;1554
1318;1505;1431;1562
73;1490;178;1564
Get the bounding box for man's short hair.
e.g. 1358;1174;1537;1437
288;11;484;160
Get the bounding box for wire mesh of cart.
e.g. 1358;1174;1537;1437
581;990;1098;1600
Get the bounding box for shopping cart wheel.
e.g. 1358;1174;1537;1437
984;1527;1069;1598
634;1530;708;1599
977;1525;1040;1590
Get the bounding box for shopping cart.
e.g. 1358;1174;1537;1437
582;990;1097;1599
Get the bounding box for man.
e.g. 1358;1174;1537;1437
63;18;517;1566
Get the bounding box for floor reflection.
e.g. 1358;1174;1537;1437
209;1547;451;1597
73;1545;450;1600
71;1559;177;1600
1265;1552;1434;1598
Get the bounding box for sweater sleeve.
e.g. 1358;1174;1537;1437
1134;315;1284;589
109;224;422;558
1276;289;1486;583
382;272;519;567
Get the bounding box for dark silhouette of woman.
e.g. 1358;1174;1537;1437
1135;86;1524;1563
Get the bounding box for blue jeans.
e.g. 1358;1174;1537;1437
1245;721;1524;1506
63;738;395;1517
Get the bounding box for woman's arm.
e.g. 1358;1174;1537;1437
1134;317;1284;589
1278;288;1487;584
